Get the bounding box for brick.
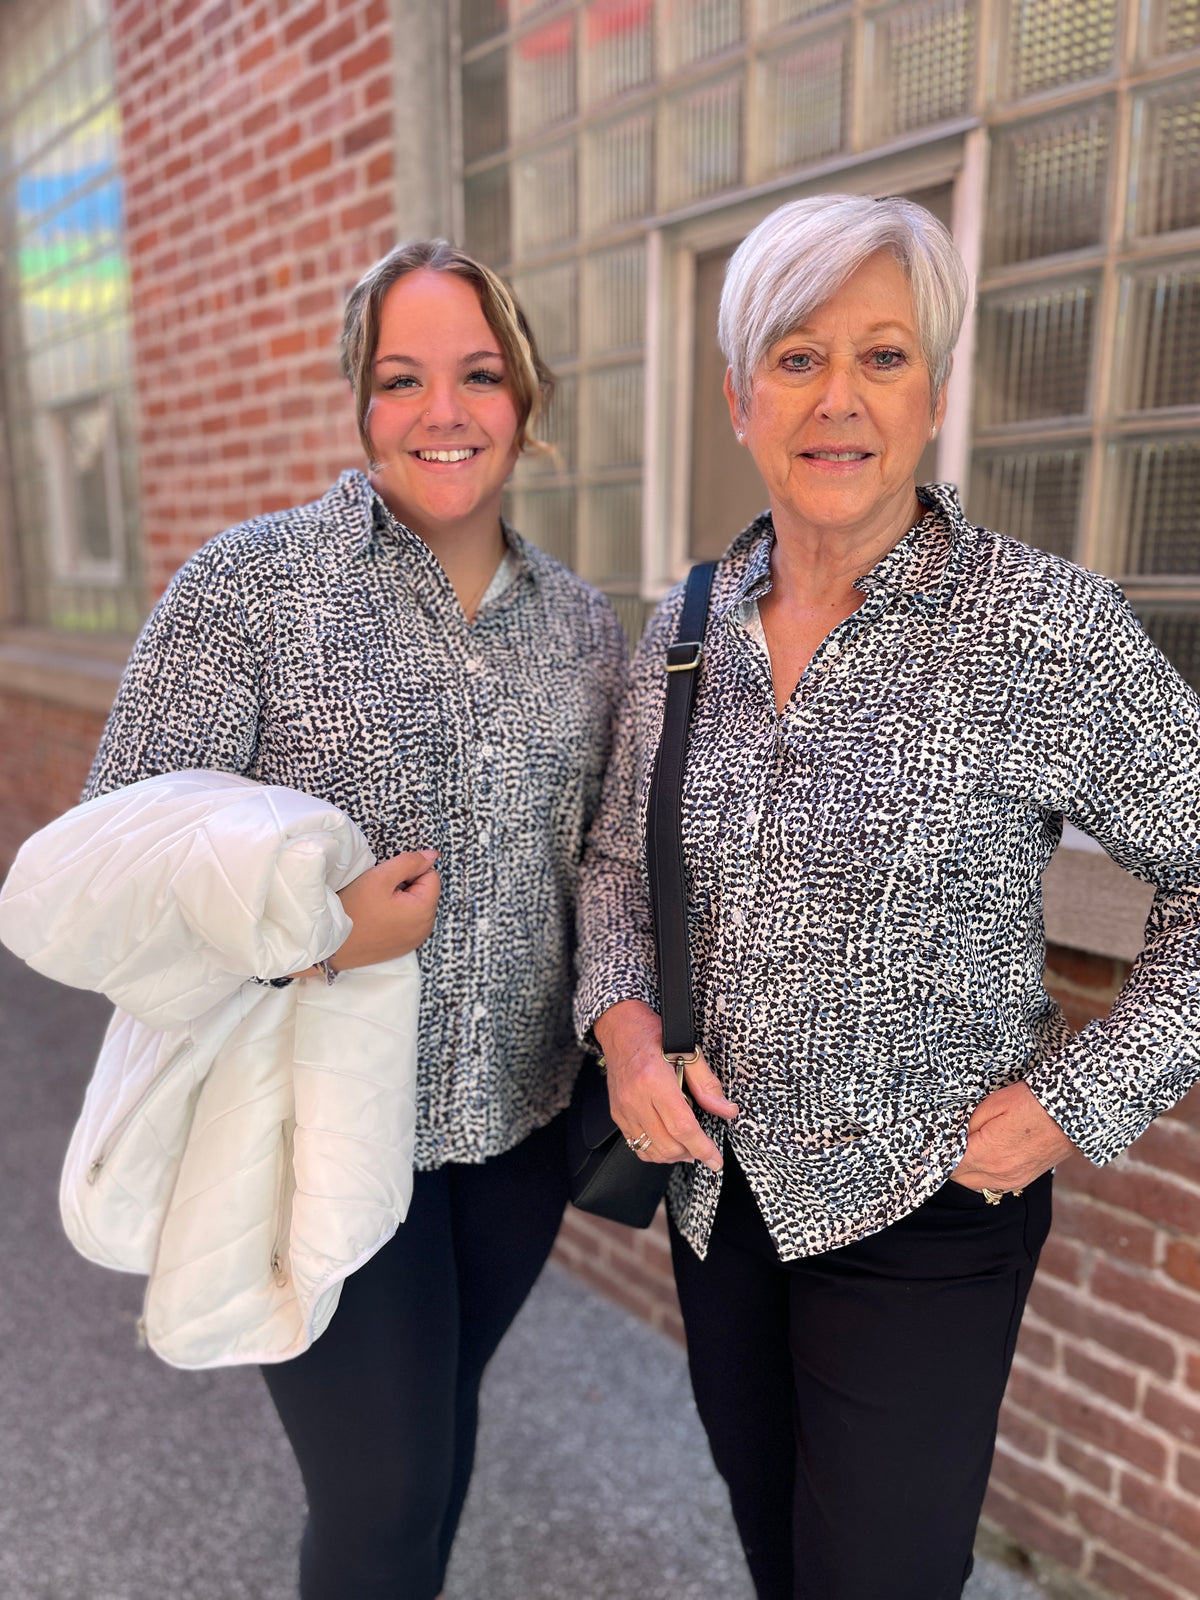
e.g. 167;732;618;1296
342;109;391;157
338;32;389;83
1088;1552;1179;1600
1037;1234;1087;1286
283;1;326;47
1129;1117;1200;1187
1072;1490;1200;1593
237;32;275;73
308;16;356;64
1093;1260;1200;1344
1055;1435;1115;1492
340;192;391;231
1052;1190;1158;1268
264;121;302;159
1063;1344;1140;1411
364;70;392;107
1027;1280;1178;1379
1165;1241;1200;1294
1188;1352;1200;1392
1061;1160;1200;1236
982;1483;1084;1572
366;149;393;186
1120;1471;1200;1551
997;1402;1051;1460
1015;1321;1056;1368
1007;1368;1167;1476
1164;1083;1200;1129
1144;1384;1200;1448
989;1444;1068;1514
243;167;281;202
1044;944;1124;995
289;140;333;181
1179;1450;1200;1496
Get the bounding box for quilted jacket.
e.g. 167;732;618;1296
0;771;420;1369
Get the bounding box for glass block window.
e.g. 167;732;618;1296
463;163;511;264
583;107;654;231
521;371;579;475
869;0;975;142
463;0;511;50
756;30;846;178
462;47;508;163
974;281;1096;426
985;104;1112;266
1119;260;1200;413
1109;438;1200;576
999;0;1117;102
582;481;642;582
665;0;744;68
512;485;577;567
513;140;578;254
512;15;577;139
583;0;654;103
760;0;845;25
1140;0;1200;62
1130;79;1200;237
0;0;142;631
582;241;646;351
969;449;1087;558
1138;608;1200;690
510;261;579;362
661;72;743;208
586;365;644;468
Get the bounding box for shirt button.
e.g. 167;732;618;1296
715;995;727;1015
472;1001;487;1021
744;807;758;826
825;640;841;658
465;657;483;674
477;916;490;934
479;828;490;845
480;744;495;758
731;908;745;928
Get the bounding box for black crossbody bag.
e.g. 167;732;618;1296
567;560;718;1228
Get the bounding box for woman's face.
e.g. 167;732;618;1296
725;249;946;549
365;269;522;544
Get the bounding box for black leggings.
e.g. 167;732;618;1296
262;1111;568;1600
670;1152;1052;1600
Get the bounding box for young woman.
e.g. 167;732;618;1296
84;241;628;1599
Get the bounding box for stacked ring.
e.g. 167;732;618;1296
625;1133;653;1153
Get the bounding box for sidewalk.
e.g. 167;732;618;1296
0;946;1046;1599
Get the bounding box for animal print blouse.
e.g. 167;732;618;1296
575;483;1200;1261
85;469;628;1169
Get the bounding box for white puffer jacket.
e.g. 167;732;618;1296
0;771;420;1370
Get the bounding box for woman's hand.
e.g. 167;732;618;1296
950;1080;1077;1192
294;850;440;976
593;998;738;1173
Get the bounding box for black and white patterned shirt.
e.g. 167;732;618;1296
575;483;1200;1261
85;469;628;1168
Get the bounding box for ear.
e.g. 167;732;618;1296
723;367;746;442
931;358;951;436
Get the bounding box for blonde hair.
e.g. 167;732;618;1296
719;194;970;419
339;240;554;464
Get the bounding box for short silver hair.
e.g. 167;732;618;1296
718;193;970;419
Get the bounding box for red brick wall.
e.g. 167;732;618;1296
113;0;396;597
0;695;105;869
555;946;1200;1600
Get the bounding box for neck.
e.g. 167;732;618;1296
768;487;923;607
370;477;507;624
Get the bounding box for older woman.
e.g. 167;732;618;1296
576;194;1200;1600
84;241;627;1599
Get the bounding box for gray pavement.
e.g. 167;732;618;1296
0;945;1046;1599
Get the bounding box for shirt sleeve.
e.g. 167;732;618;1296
84;537;262;800
1024;580;1200;1161
574;593;682;1042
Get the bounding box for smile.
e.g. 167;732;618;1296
801;450;871;461
414;448;480;462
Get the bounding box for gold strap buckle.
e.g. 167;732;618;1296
665;642;703;673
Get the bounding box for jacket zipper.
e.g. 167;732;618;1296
86;1040;194;1185
270;1120;294;1288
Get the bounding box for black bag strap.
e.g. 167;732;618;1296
646;559;717;1061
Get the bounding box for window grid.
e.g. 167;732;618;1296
0;0;142;632
460;0;1200;664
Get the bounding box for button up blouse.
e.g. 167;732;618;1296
575;483;1200;1261
86;470;628;1168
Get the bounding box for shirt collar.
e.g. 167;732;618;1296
713;482;970;619
331;468;542;594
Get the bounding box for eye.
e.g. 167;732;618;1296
380;373;418;391
780;351;815;373
467;368;504;385
869;348;907;370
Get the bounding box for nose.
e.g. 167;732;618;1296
814;358;862;422
421;380;468;430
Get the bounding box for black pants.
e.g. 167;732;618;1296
262;1112;568;1600
670;1152;1052;1600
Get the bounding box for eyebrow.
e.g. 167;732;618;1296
787;319;914;337
374;349;505;367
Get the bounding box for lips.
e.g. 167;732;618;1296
800;450;872;461
413;448;481;462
